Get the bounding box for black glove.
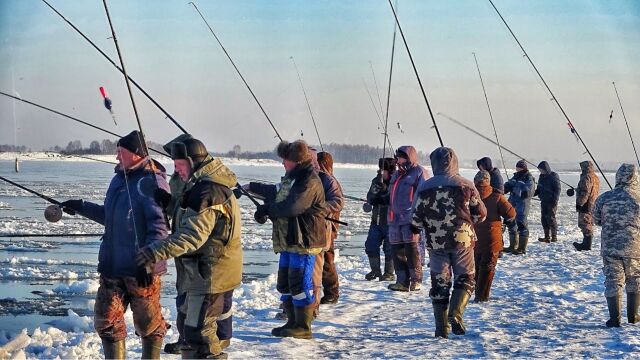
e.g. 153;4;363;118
153;188;172;209
60;199;83;215
520;190;529;199
370;182;384;194
135;266;153;288
233;187;243;199
410;224;422;234
254;204;268;224
504;182;513;194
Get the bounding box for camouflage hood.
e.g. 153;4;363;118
431;147;458;176
615;163;639;191
191;155;238;188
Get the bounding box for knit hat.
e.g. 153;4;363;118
276;140;312;164
516;159;527;170
474;170;491;186
117;130;148;157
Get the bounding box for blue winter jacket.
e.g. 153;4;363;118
535;161;561;205
80;159;170;277
477;157;504;193
387;145;429;227
504;169;535;223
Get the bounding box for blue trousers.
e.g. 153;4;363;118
276;252;316;307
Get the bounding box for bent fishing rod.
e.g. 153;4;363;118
290;56;324;151
382;0;399;160
438;112;576;191
387;0;443;147
612;81;640;168
40;0;188;135
487;0;610;189
472;52;508;179
362;78;394;150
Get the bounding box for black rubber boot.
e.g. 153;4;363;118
282;305;314;339
628;292;640;324
380;257;395;281
573;235;592;251
141;337;162;360
101;339;125;360
448;289;471;335
271;300;295;337
433;302;449;339
514;235;529;255
538;228;550;243
550;227;558;242
606;295;622;328
504;232;518;254
365;256;382;280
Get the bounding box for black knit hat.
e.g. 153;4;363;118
516;159;528;170
117;130;148;157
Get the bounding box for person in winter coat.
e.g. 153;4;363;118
573;161;601;251
477;157;504;193
387;146;430;292
136;138;243;359
364;157;397;281
61;130;170;360
503;160;536;255
411;147;487;338
247;140;328;339
593;163;640;327
535;161;561;243
473;171;515;302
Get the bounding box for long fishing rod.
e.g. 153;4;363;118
362;78;394;150
189;1;282;141
40;0;188;135
612;81;640;168
0;233;103;238
472;52;508;178
290;56;323;151
487;0;610;189
381;0;398;160
387;0;443;146
369;61;386;117
0;176;62;205
438;112;576;190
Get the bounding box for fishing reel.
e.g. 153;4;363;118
566;188;575;197
44;205;63;223
362;202;373;213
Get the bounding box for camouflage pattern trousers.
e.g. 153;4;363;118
428;247;475;304
603;256;640;297
578;212;594;237
94;275;167;342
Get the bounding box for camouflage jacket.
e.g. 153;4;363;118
412;147;487;250
576;161;600;213
594;164;640;258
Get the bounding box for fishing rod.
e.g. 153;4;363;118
290;56;324;151
472;52;508;179
612;81;640;168
369;61;386;117
40;0;188;134
387;0;444;147
0;233;103;238
487;0;611;189
438;112;576;191
63;154;118;165
362;78;394;150
237;176;366;203
189;1;282;141
0;176;62;206
382;0;398;160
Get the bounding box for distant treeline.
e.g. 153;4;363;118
0;144;30;152
43;139;165;155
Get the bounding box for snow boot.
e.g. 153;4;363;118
433;302;449;339
282;306;314;339
409;281;421;291
514;235;529;255
606;295;622;328
365;256;382;280
102;339;125;360
448;289;471;335
380;257;395;281
538;228;550;243
320;295;338;305
504;233;519;254
163;339;184;355
388;283;410;292
550;227;558;242
628;293;640;324
141;337;162;360
271;300;295;337
573;235;592;251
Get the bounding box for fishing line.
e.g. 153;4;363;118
612;81;640;168
290;56;323;151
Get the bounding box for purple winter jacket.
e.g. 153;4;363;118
387;145;429;227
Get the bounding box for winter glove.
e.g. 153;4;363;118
60;199;83;215
534;188;540;197
232;187;244;199
254;204;269;224
370;182;386;195
504;182;513;194
135;266;154;288
153;188;172;209
135;246;155;267
520;190;529;199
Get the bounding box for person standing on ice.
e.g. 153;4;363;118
136;138;243;359
476;157;504;193
60;130;170;360
387;146;429;292
535;161;561;243
247;140;328;339
473;170;515;302
364;157;397;281
503;160;535;255
411;147;487;338
593;163;640;328
573;161;601;251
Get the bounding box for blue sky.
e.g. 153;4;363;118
0;0;639;163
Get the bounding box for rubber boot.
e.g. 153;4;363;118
538;228;550;243
550;227;558;242
474;269;488;303
101;339;125;360
606;295;621;327
573;235;592;251
627;292;640;324
180;347;197;359
365;256;382;280
380;257;395;281
433;302;449;339
448;289;471;335
504;232;518;254
271;300;296;337
282;305;314;339
514;235;529;255
164;340;183;355
141;337;162;360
